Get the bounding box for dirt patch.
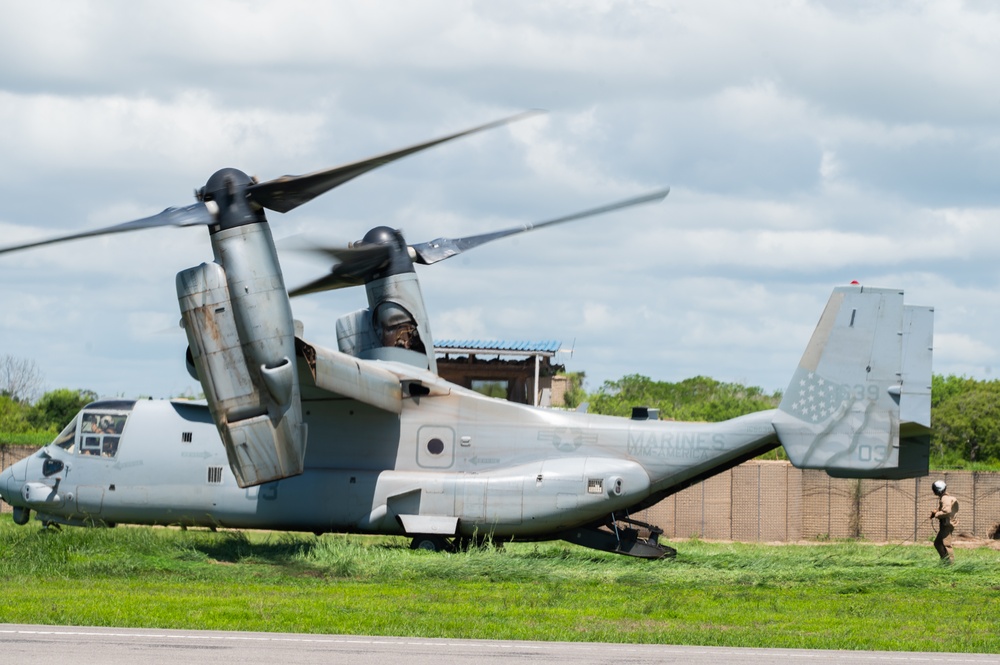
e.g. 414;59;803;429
950;533;1000;550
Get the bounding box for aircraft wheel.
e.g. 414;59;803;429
410;535;452;552
12;506;30;525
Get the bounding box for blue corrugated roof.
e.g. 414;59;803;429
434;339;562;354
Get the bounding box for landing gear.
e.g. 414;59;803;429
560;514;676;559
409;534;453;552
409;532;507;553
12;506;30;525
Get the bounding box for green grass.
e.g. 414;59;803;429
0;515;998;651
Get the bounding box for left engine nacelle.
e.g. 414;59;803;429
177;253;307;488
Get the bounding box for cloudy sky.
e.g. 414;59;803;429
2;0;1000;402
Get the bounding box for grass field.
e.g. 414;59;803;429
0;514;998;652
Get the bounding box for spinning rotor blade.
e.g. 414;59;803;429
0;202;216;256
411;187;670;265
0;113;541;257
288;243;394;297
247;111;543;214
288;187;670;296
288;269;370;297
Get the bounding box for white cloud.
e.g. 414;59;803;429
0;91;326;179
2;0;1000;401
935;332;998;367
434;306;490;340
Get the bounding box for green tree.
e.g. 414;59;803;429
932;376;1000;465
0;394;32;434
560;372;587;409
589;374;780;421
931;374;978;409
27;388;99;432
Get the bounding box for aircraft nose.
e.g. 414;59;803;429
0;460;26;507
0;459;35;525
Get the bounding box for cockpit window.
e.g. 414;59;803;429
52;415;79;450
77;411;129;458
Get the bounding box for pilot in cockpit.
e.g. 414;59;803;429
82;414;100;434
372;301;426;354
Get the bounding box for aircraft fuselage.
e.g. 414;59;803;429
0;387;779;539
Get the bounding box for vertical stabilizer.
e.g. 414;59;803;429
773;285;932;479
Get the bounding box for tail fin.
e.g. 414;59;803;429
773;285;933;479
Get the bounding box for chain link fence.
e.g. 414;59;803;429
637;461;1000;542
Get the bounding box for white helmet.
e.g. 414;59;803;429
932;480;947;496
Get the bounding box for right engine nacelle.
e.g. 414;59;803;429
177;258;306;487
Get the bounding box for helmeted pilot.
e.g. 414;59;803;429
372;300;426;354
929;479;959;563
99;415;115;433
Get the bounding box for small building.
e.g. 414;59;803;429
434;340;566;406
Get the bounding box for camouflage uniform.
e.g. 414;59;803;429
930;491;959;563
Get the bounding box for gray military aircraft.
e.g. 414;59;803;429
0;115;934;558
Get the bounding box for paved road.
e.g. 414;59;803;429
1;624;998;664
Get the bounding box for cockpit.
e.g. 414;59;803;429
49;400;136;459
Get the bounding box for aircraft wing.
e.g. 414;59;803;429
296;338;451;412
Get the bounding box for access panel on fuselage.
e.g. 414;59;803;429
299;399;402;470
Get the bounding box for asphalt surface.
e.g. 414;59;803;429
1;624;998;664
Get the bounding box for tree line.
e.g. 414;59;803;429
581;373;1000;469
1;389;98;444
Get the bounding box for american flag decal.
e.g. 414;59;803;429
782;367;849;424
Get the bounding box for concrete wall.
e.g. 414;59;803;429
635;461;1000;543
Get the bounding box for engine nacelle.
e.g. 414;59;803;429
177;223;307;487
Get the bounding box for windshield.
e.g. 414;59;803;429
52;415;79;450
79;411;128;457
48;408;131;459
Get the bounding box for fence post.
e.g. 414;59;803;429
973;471;978;535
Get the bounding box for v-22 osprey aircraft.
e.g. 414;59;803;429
0;113;933;558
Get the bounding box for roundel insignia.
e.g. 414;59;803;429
538;428;597;452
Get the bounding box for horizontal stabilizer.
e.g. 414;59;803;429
773;286;933;479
